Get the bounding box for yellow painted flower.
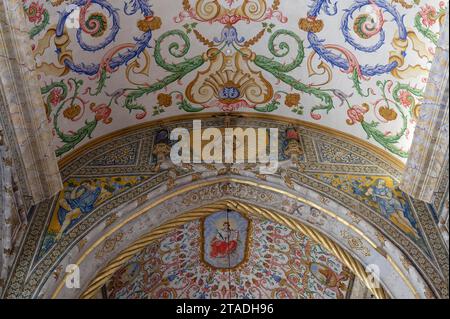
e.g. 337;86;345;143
63;104;81;120
299;17;324;33
285;93;301;107
137;16;162;32
379;106;398;121
157;93;172;107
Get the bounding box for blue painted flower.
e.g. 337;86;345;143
167;274;177;282
219;87;240;100
272;274;282;283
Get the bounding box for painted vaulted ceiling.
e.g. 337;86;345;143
103;211;364;299
23;0;446;159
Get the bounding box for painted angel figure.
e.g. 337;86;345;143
365;179;419;239
209;221;239;258
56;181;110;240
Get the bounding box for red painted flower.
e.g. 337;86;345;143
218;14;242;25
398;90;412;107
284;93;301;107
346;103;369;125
63;104;81;120
26;2;45;24
49;88;62;106
90;103;112;124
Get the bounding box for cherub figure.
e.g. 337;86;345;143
365;179;419;239
56;180;111;240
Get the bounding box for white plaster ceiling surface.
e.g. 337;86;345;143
25;0;446;158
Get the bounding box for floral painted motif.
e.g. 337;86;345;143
49;88;63;106
398;90;413;107
420;4;440;27
3;116;448;299
25;0;446;158
26;2;45;23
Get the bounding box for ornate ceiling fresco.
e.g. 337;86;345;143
2;0;447;301
23;0;447;160
2;116;448;299
104;211;358;299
